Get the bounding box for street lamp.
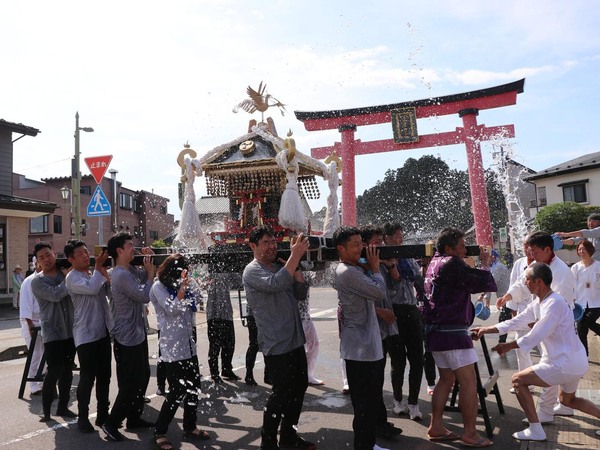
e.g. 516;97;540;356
60;185;70;202
60;185;74;235
73;112;94;240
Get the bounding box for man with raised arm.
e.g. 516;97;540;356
31;242;77;422
555;212;600;262
334;226;397;450
101;232;156;442
242;225;315;450
423;227;495;447
64;240;112;432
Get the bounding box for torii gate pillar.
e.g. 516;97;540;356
460;108;493;246
339;125;357;226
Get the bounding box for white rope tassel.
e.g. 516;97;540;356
276;149;307;232
322;161;340;237
175;158;208;249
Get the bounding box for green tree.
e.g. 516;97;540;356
533;202;589;233
356;155;507;235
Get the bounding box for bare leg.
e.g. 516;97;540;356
512;368;550;423
428;367;455;437
560;390;600;418
453;364;487;444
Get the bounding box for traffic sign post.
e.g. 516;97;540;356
87;185;111;217
85;155;113;184
85;155;113;245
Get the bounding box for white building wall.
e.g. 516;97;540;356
529;168;600;218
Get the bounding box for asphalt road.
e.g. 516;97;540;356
1;287;600;449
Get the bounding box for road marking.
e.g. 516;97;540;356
1;418;76;446
310;307;337;319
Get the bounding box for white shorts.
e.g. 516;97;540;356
432;348;478;371
533;362;586;394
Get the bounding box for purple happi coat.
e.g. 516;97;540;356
423;252;497;352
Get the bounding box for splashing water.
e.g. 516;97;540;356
491;138;532;257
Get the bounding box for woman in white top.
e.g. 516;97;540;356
571;240;600;355
150;254;211;449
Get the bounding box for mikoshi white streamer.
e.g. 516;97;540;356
175;158;208;249
322;161;340;237
275;143;308;232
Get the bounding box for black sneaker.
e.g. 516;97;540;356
56;408;78;418
279;436;316;449
77;418;95;433
222;370;241;381
126;418;154;429
245;376;258;386
39;414;52;423
102;423;125;441
375;422;402;439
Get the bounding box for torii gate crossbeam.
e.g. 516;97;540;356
295;79;525;246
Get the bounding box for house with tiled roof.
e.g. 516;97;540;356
0;119;56;303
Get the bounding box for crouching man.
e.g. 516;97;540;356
473;263;599;441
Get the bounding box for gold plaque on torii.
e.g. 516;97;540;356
391;107;419;144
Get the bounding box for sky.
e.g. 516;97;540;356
3;0;599;223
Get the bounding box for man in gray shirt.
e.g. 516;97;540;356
101;232;156;442
334;226;397;450
556;212;600;262
31;242;77;422
242;226;315;450
64;240;112;432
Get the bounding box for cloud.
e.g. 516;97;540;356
445;65;559;85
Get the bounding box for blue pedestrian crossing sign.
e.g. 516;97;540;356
87;185;111;217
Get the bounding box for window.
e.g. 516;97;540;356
160;205;167;215
30;215;49;234
80;186;92;196
134;199;142;213
120;193;133;209
559;180;588;203
134;226;140;237
537;186;547;207
150;230;159;240
54;215;63;234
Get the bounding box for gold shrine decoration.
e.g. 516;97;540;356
177;144;198;182
232;81;287;118
284;130;297;167
324;151;342;173
391;107;419;143
239;140;256;156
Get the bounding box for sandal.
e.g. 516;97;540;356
154;435;174;450
183;428;211;441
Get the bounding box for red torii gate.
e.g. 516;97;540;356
295;79;525;246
